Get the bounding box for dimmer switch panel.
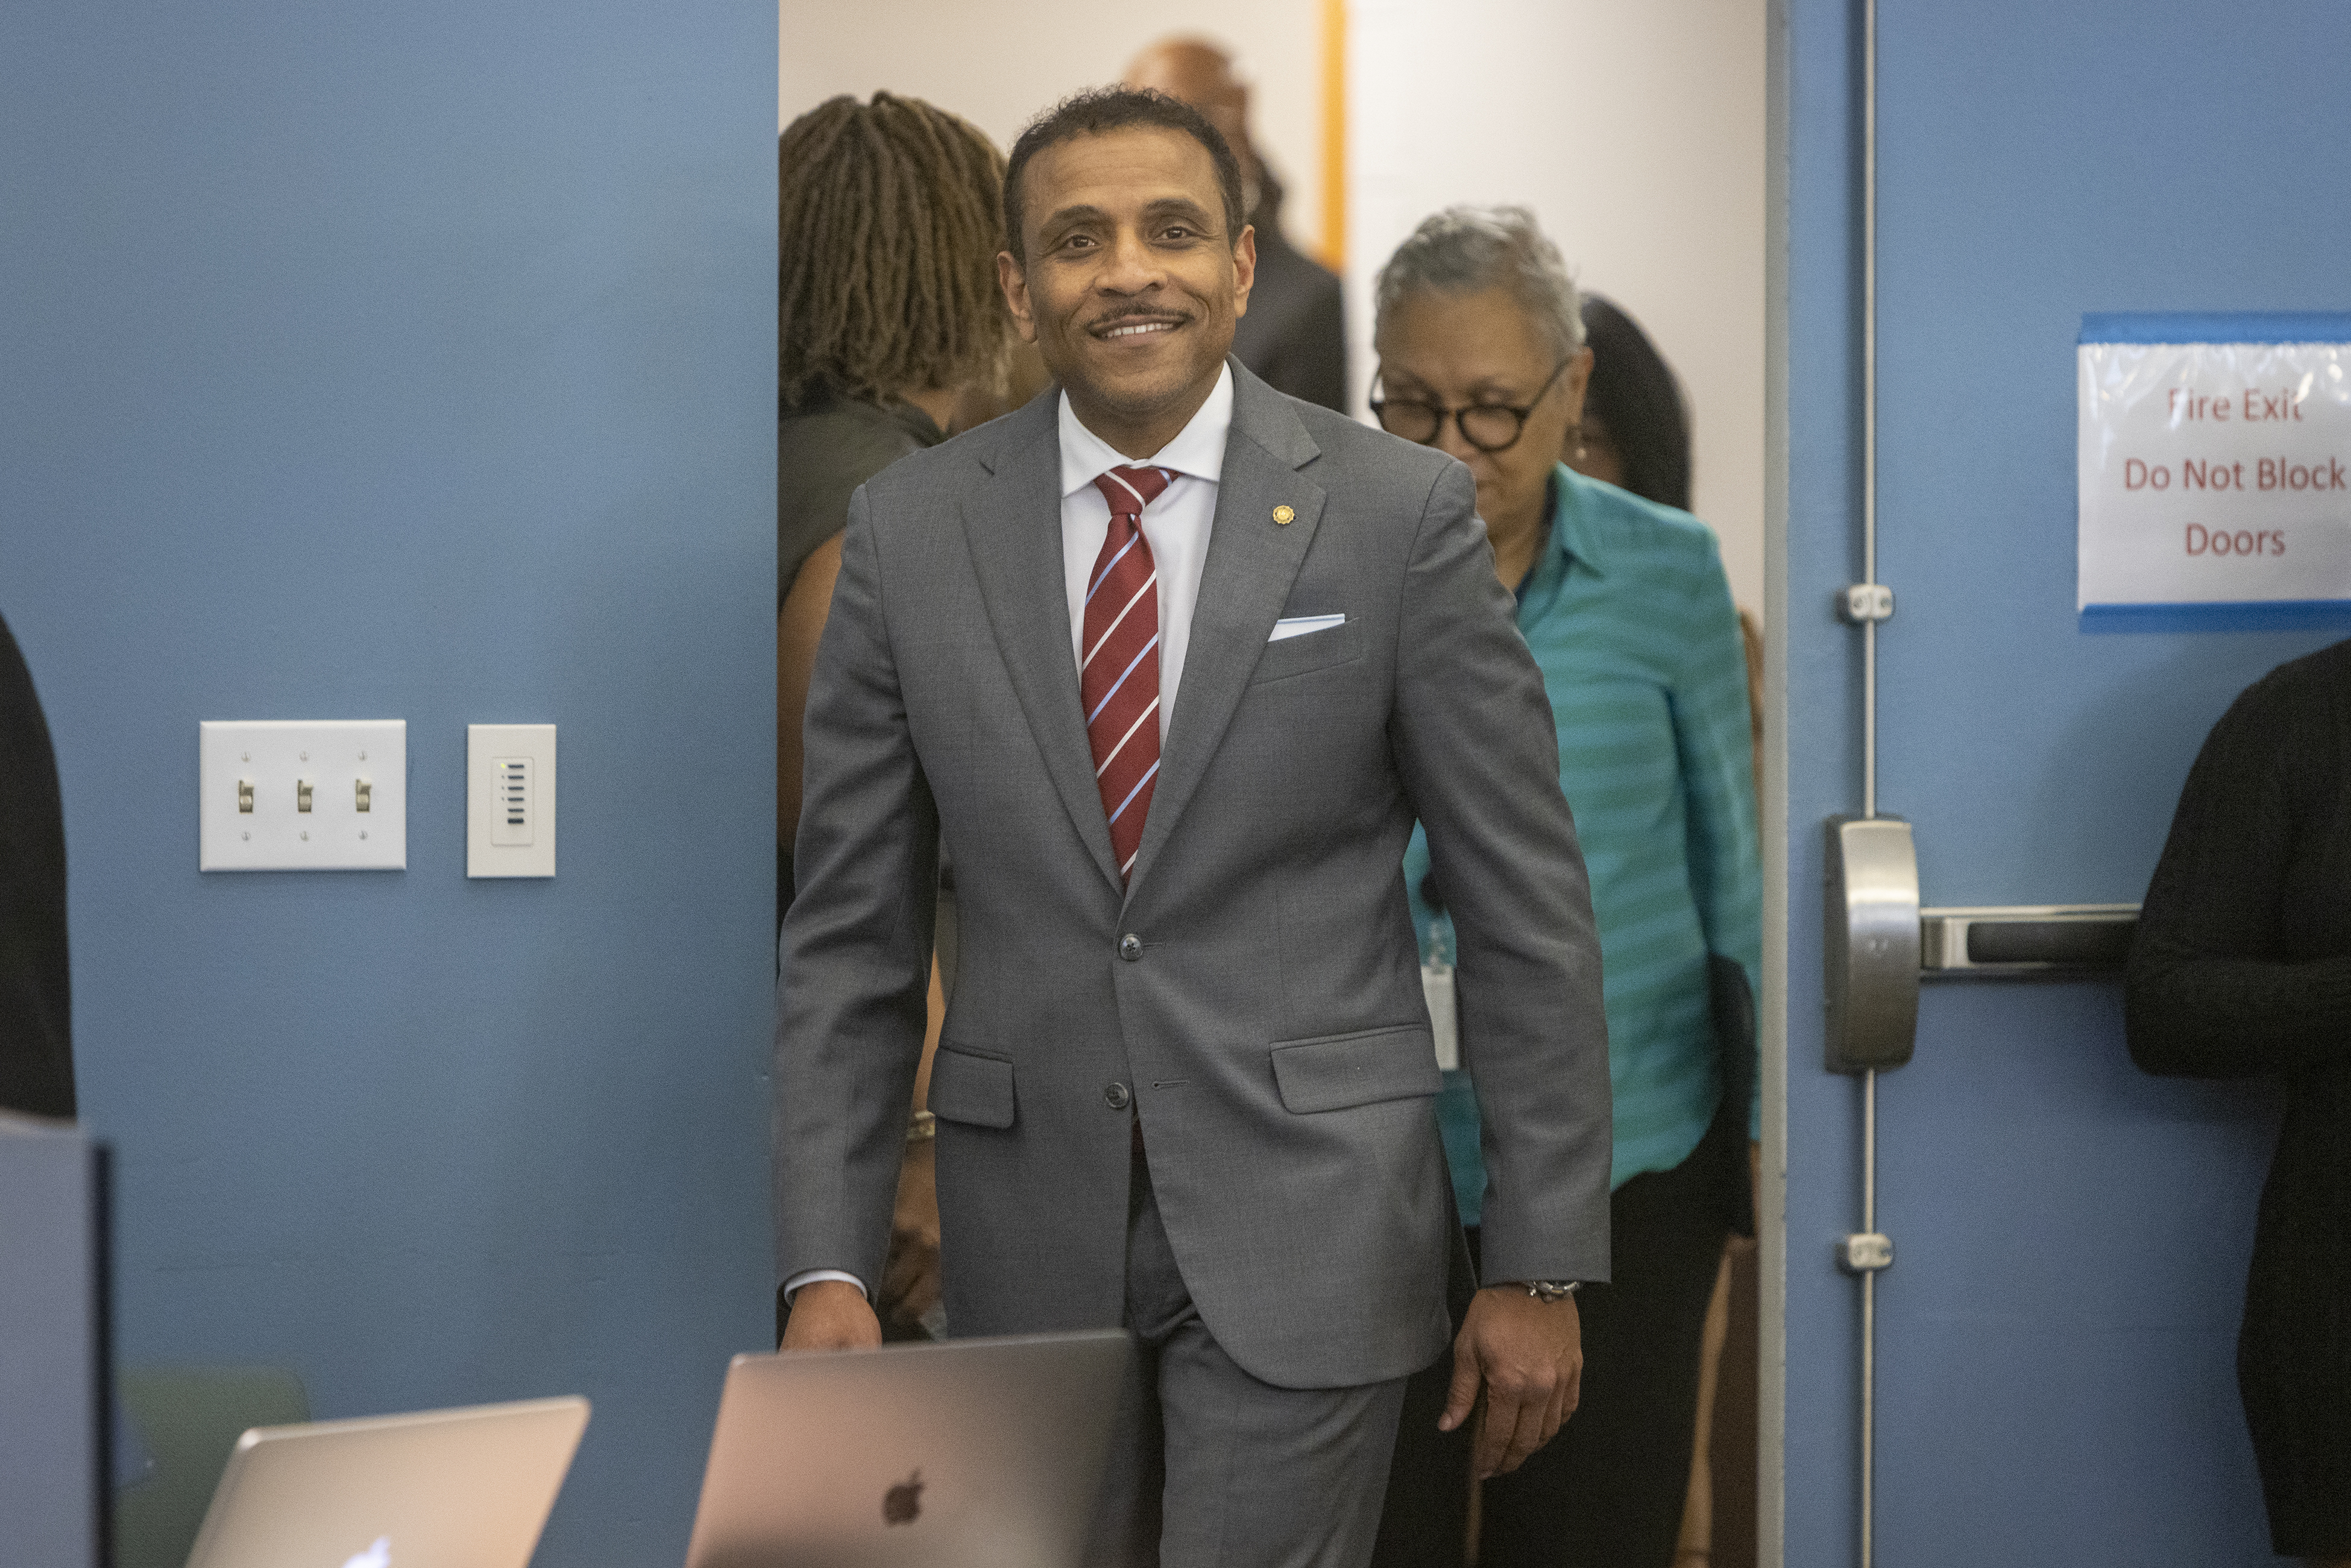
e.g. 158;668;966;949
490;757;533;845
199;720;406;871
468;725;555;878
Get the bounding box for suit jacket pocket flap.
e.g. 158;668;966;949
1270;1024;1442;1113
928;1046;1016;1129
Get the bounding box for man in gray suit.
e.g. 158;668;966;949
775;86;1610;1567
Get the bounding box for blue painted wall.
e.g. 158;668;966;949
1782;1;2351;1561
0;4;776;1563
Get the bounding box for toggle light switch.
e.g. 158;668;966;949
468;724;555;878
199;721;405;871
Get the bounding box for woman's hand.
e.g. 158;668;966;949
880;1139;943;1336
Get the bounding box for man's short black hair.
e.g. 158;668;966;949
1001;86;1247;267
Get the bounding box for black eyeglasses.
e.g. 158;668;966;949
1370;354;1573;453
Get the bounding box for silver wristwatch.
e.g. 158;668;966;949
1523;1280;1581;1303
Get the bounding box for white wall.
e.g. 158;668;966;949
1349;0;1767;612
779;0;1327;257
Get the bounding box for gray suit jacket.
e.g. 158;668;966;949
775;361;1610;1390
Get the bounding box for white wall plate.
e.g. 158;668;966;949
467;723;555;878
198;720;406;872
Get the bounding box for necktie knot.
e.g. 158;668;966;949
1093;465;1176;520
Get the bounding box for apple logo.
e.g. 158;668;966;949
881;1470;924;1527
341;1538;391;1568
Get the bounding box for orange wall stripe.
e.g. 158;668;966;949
1318;0;1347;271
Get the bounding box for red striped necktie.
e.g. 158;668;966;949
1084;465;1176;883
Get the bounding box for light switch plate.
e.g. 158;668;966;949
199;720;406;871
468;724;555;878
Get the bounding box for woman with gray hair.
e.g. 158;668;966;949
1368;207;1761;1568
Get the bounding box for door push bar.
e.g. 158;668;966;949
1919;904;2138;976
1826;819;2141;1077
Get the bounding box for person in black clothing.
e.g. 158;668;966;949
1124;39;1349;412
2128;637;2351;1568
1567;289;1763;1564
1;611;74;1119
1566;295;1693;512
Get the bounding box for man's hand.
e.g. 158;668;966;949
779;1279;883;1352
1440;1284;1584;1479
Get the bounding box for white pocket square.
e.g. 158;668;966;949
1268;614;1345;643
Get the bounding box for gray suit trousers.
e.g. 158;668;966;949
1091;1148;1409;1568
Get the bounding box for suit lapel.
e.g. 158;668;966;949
963;396;1125;895
1125;368;1326;897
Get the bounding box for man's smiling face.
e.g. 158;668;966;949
999;125;1253;453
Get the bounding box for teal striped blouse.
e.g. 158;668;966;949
1407;464;1761;1222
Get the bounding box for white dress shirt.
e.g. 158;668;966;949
784;367;1235;1311
1056;364;1233;739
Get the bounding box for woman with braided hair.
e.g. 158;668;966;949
777;94;1009;863
775;92;1009;1346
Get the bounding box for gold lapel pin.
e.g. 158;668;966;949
1272;505;1295;525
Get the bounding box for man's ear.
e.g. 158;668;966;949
1230;225;1258;320
997;251;1038;345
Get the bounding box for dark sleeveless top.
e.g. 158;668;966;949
776;385;943;607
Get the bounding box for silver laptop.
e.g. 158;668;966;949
184;1396;590;1568
683;1331;1131;1568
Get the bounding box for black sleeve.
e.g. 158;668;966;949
0;612;75;1118
2125;670;2351;1078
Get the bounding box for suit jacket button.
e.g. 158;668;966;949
1118;934;1143;961
1105;1082;1133;1110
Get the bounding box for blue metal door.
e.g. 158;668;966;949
1777;2;2351;1563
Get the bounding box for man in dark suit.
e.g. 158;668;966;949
773;87;1610;1567
1125;40;1349;413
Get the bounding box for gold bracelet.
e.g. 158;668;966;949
906;1110;937;1144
